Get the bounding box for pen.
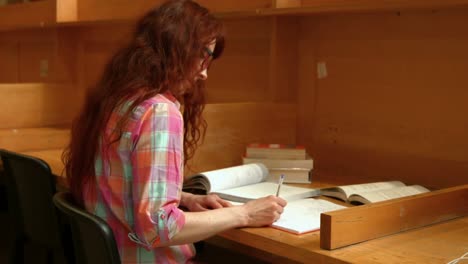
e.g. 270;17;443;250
276;174;285;197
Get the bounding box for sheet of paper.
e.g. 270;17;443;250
272;198;346;234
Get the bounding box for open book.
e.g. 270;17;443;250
183;163;320;203
272;198;346;234
321;181;430;204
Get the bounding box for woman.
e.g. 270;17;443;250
63;0;286;263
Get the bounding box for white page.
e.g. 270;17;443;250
354;185;430;203
200;163;268;192
212;182;320;202
272;199;346;234
339;181;405;198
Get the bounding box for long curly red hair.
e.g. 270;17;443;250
63;0;225;205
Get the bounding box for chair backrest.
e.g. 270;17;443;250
53;192;121;264
0;149;62;248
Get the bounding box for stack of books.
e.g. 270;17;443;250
242;143;313;183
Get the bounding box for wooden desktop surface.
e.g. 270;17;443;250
212;214;467;263
23;149;468;263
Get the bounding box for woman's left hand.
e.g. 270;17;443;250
181;192;232;212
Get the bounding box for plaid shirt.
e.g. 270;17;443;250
83;93;195;263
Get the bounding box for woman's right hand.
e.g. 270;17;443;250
242;195;287;227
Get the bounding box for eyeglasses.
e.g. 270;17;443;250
201;47;214;71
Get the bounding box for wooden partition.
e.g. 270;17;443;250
321;185;468;250
297;8;468;189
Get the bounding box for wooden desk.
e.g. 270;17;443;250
22;149;468;263
211;206;468;263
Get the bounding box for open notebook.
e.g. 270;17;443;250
272;198;346;234
230;198;346;234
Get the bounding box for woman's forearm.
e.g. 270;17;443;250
157;206;248;247
157;195;285;247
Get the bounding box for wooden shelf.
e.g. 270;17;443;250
277;0;468;11
72;0;273;22
262;0;468;16
0;0;274;30
2;0;468;31
0;0;57;31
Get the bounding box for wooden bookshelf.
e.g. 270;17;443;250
274;0;468;12
72;0;273;22
3;0;468;31
218;0;468;17
0;0;274;30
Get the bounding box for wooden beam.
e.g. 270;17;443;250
320;185;468;250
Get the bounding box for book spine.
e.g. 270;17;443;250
268;169;312;183
247;143;305;149
242;157;313;169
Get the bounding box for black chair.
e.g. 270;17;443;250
0;149;71;264
53;192;121;264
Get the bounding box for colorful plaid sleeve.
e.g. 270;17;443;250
130;100;186;248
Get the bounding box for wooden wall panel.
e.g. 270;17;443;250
0;28;78;83
77;23;133;92
0;42;18;82
0;83;77;128
19;40;55;82
75;18;276;103
187;103;297;175
206;17;272;103
0;28;80;130
268;16;299;102
0;126;69;152
297;9;468;188
297;17;319;155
